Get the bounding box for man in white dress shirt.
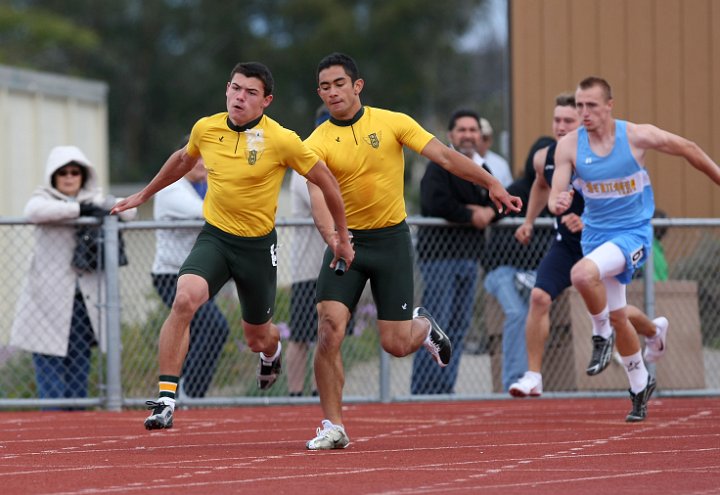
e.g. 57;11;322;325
476;117;513;187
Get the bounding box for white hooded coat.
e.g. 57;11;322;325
10;146;137;356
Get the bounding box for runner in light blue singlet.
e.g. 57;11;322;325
574;119;654;283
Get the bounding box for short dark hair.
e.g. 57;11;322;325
555;92;576;107
578;76;612;101
447;109;481;131
230;62;274;96
317;52;360;82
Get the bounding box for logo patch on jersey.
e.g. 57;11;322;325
246;149;265;165
335;137;341;142
585;157;592;164
246;129;265;166
364;132;381;149
585;178;638;196
219;136;224;142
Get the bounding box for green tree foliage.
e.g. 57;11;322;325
0;0;501;182
0;5;100;70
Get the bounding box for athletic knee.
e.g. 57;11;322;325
379;333;406;357
380;320;419;357
316;315;345;352
529;288;552;313
171;289;201;316
609;309;630;331
570;260;598;290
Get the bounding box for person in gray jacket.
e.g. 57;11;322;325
11;145;137;404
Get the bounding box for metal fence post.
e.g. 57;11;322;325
644;243;656;320
103;215;123;411
379;349;391;402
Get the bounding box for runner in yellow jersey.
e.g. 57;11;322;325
112;61;354;430
304;53;522;450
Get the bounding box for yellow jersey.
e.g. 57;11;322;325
305;106;434;230
187;112;317;237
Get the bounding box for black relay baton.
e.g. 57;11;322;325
335;258;347;276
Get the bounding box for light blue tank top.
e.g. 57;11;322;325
574;120;654;231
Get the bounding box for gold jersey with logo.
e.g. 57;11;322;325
305;106;434;230
187;112;317;237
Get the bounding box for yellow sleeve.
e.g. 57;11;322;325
392;112;435;154
281;129;319;176
304;126;327;163
187;118;209;158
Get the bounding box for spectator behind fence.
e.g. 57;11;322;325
482;136;555;392
476;117;513;187
10;145;137;406
151;153;230;398
286;105;332;397
412;109;496;394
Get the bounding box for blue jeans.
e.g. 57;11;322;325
153;273;230;397
411;259;478;394
33;289;95;408
483;266;530;391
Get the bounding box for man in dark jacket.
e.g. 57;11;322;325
412;109;497;394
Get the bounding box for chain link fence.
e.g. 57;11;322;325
0;216;718;409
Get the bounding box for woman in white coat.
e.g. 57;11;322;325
10;145;137;404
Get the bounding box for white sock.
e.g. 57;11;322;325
159;397;176;411
260;341;282;363
322;419;343;430
590;307;612;339
621;351;649;394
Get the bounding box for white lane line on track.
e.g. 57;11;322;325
363;408;718;494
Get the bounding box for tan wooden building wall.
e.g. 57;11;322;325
509;0;719;217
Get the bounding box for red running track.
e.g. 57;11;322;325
0;397;718;494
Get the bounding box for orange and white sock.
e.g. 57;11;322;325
158;375;179;409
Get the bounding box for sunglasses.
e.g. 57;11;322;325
56;168;82;177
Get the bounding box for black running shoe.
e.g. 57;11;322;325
414;306;452;367
586;333;615;376
626;375;657;422
257;353;282;390
144;399;174;430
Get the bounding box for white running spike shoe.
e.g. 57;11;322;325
644;317;669;363
509;371;543;398
306;420;350;450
